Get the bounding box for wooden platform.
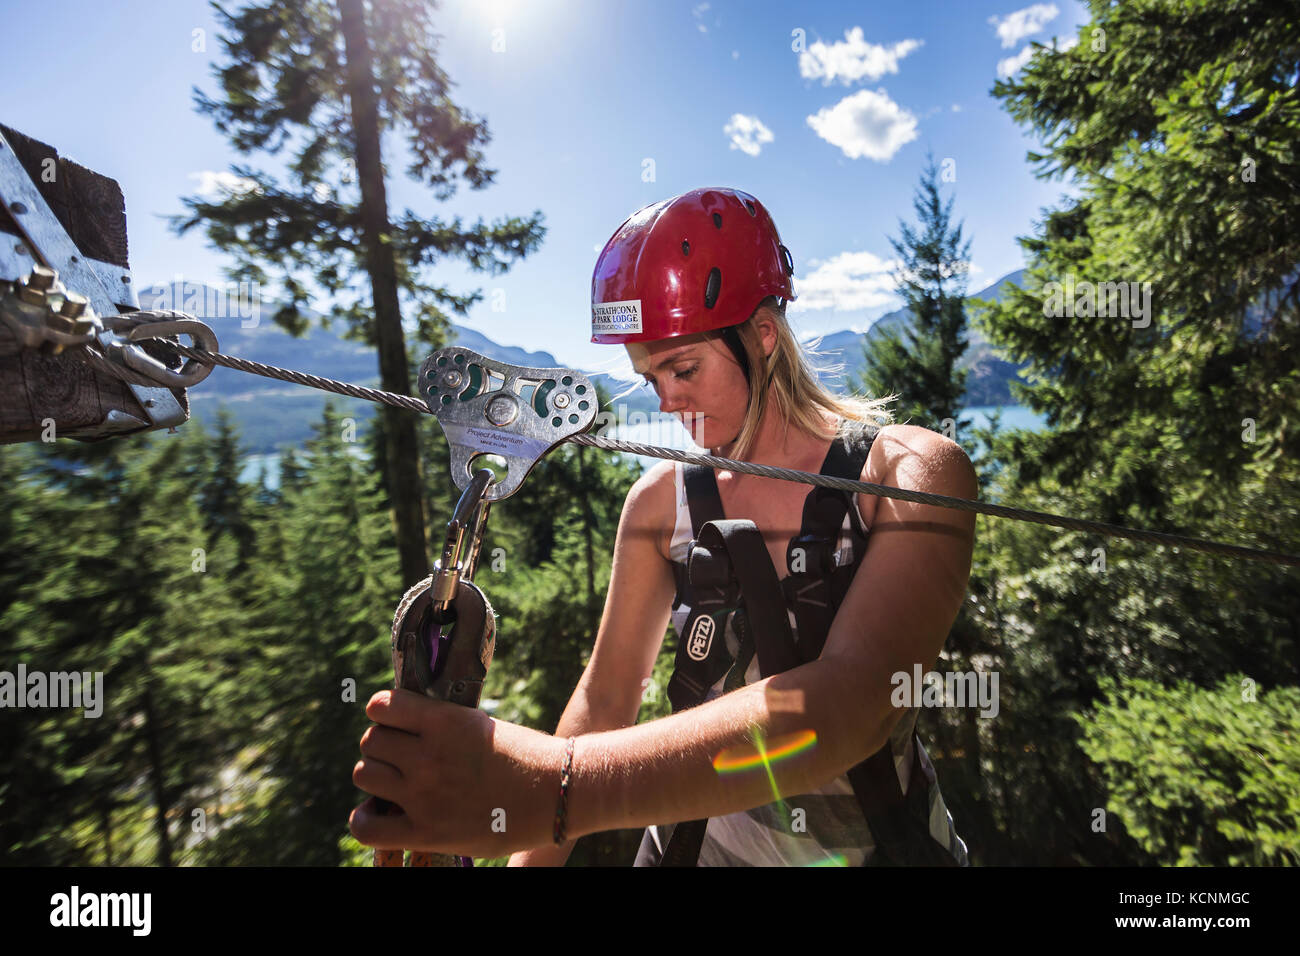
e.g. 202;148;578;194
0;122;187;444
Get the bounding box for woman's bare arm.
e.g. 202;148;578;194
507;462;677;865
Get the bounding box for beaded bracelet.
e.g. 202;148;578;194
553;736;576;845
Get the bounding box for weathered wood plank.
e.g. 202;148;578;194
0;123;185;444
0;123;129;268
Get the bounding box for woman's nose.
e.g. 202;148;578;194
657;380;686;414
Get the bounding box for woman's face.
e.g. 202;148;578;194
626;331;750;449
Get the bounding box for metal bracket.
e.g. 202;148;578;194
417;346;598;501
0;129;184;433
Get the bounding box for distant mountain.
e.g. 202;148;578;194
446;324;558;370
806;268;1030;406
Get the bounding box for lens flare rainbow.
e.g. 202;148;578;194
712;728;817;774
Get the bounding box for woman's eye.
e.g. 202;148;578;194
640;365;697;392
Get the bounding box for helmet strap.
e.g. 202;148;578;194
720;324;751;385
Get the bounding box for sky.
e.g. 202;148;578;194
0;0;1087;374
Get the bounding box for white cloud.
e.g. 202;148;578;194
724;113;774;157
789;250;900;314
692;2;709;33
799;28;923;85
988;4;1059;48
189;170;260;199
951;103;962;112
806;89;918;162
732;50;739;60
996;45;1036;79
997;31;1076;78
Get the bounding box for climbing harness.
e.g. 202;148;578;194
656;422;961;866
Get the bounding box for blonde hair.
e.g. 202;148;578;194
726;297;895;460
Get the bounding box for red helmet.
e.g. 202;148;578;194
591;187;795;345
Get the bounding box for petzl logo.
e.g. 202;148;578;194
687;616;715;661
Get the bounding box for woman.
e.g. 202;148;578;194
349;188;976;866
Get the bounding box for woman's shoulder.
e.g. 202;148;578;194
628;458;676;503
865;423;976;497
620;459;677;554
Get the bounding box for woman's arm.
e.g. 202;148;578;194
507;462;678;865
349;431;977;857
562;426;978;838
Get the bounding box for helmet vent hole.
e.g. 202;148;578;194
780;245;794;276
681;240;690;256
744;200;756;216
712;212;722;229
704;267;722;309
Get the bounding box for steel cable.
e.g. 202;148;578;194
69;316;1300;568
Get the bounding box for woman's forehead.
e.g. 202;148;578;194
626;333;715;373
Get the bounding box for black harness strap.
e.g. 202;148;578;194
783;425;873;662
665;464;732;711
659;464;731;866
683;463;724;535
656;422;958;866
661;516;798;866
694;520;798;678
849;741;961;866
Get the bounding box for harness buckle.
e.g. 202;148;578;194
786;533;838;577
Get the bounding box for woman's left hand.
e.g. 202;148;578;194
349;689;562;858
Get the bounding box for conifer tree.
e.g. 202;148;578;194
198;407;258;576
222;403;398;864
174;0;546;590
1;429;249;865
958;0;1300;864
860;155;972;441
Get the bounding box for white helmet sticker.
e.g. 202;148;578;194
592;299;643;335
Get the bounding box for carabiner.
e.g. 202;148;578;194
431;467;495;613
109;318;219;388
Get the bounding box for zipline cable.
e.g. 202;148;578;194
70;315;1300;569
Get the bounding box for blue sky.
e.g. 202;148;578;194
1;0;1086;373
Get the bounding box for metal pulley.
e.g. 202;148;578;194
417;347;598;501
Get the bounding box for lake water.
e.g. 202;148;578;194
239;404;1046;487
604;404;1045;471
